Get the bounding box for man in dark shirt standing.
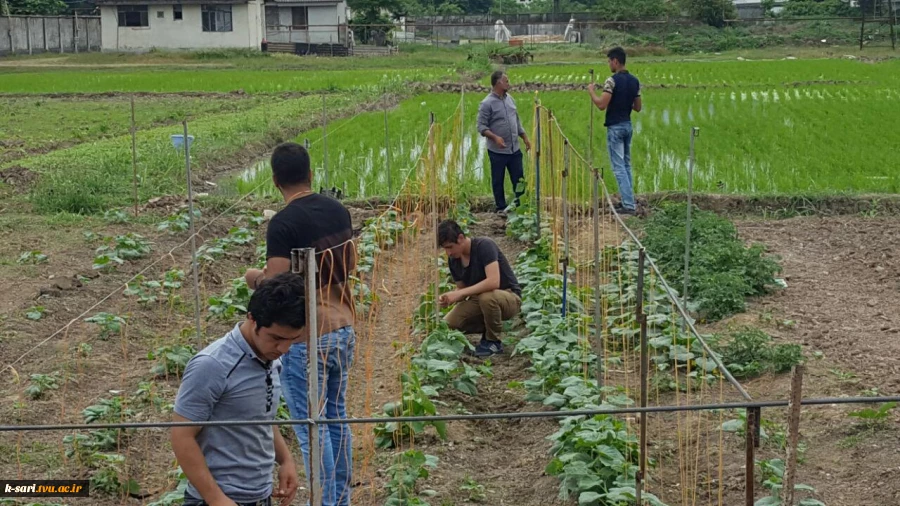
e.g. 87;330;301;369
478;70;532;217
588;46;643;215
243;142;356;506
437;220;521;358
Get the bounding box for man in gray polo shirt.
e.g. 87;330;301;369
172;273;305;506
477;70;532;217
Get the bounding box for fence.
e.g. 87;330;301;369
0;15;101;55
1;90;898;506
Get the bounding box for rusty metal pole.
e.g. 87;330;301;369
746;406;761;506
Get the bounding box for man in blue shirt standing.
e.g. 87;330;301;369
171;272;304;506
588;46;643;216
478;70;532;217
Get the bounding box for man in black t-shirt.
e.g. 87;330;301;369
437;220;521;358
242;142;356;506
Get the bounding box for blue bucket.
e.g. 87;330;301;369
170;134;195;150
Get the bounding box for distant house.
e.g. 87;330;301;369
264;0;348;45
98;0;265;51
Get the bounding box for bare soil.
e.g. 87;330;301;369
2;208;899;506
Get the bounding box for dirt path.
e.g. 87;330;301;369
694;215;900;506
398;213;564;506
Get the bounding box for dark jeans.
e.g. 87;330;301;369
488;149;525;212
184;495;271;506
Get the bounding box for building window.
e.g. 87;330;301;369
157;10;164;18
173;4;183;20
291;6;307;29
265;6;278;28
117;5;149;27
202;4;233;32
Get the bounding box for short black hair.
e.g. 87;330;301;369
490;70;506;87
248;272;307;330
607;46;626;65
437;220;465;247
271;142;311;187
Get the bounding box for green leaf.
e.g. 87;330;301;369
453;379;478;396
578;492;604;506
432;420;448;440
595;444;625;467
543;392;567;408
720;419;744;432
798;500;826;506
754;497;781;506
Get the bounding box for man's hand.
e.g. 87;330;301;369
243;267;266;289
494;136;507;149
439;291;463;308
588;82;596;93
523;138;532;152
273;458;299;506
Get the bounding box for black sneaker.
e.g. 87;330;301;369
464;334;488;356
473;340;503;357
613;203;637;216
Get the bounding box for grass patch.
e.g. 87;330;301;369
10;94;368;214
0;96;272;164
640;202;781;321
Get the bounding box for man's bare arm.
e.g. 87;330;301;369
245;257;291;290
171;414;236;506
455;262;501;298
633;96;642;113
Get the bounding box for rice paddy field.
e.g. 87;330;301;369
0;67;459;94
2;47;900;506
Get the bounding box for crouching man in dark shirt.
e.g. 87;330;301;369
437;220;522;358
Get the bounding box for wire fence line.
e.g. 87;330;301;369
2;395;899;433
1;88;855;506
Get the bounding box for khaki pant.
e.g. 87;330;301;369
444;290;521;342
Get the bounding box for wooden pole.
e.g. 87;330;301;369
130;96;139;216
781;365;805;506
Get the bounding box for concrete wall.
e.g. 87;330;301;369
264;3;345;44
100;2;263;51
0;16;100;55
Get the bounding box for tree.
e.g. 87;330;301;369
680;0;736;28
8;0;67;14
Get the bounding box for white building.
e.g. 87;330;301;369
264;0;348;45
99;0;265;51
98;0;348;51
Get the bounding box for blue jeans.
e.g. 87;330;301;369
280;326;356;506
487;149;525;212
607;122;635;210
